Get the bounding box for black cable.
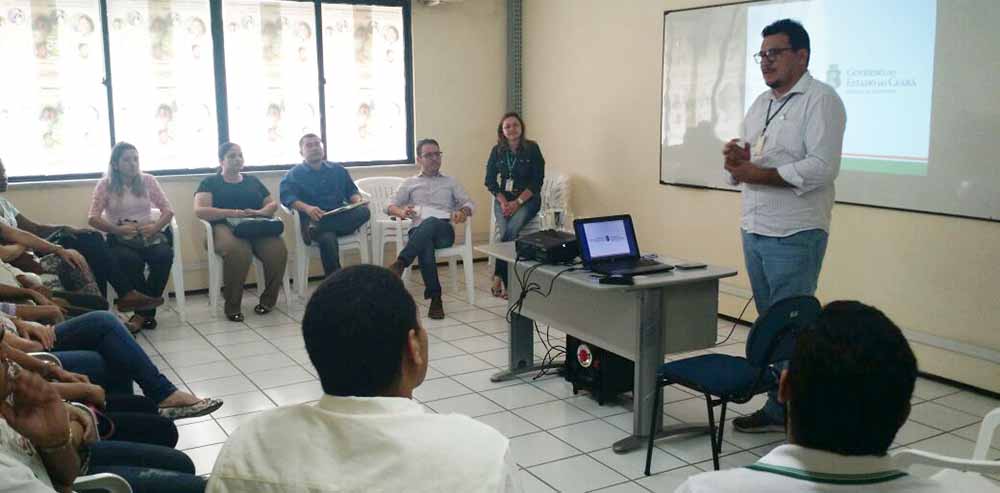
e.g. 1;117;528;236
504;256;578;380
716;296;754;345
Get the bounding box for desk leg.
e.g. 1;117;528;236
490;313;562;382
613;290;709;453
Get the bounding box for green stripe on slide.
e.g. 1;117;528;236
841;157;928;176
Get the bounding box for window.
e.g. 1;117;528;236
223;0;320;166
322;3;406;163
108;0;219;171
0;0;412;182
0;0;109;178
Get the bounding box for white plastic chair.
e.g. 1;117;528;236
200;219;292;311
355;177;412;264
892;407;1000;488
74;472;132;492
487;173;570;268
395;217;475;305
105;209;186;322
280;204;370;298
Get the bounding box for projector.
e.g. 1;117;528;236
515;229;578;264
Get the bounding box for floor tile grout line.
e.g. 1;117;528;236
139;277;995;485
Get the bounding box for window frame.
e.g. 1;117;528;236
8;0;414;184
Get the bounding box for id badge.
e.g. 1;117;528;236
751;134;766;161
504;179;514;193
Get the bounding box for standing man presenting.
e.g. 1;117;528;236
280;134;371;277
723;19;846;433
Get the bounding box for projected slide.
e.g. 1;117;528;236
661;0;1000;220
746;0;937;176
583;221;631;259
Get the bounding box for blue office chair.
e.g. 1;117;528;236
643;295;821;474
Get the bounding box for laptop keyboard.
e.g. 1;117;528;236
599;258;659;271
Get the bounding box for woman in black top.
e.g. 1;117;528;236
194;143;288;321
484;112;545;298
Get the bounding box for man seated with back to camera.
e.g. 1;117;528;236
207;265;519;492
676;301;953;492
387;138;474;320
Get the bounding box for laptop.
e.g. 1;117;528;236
574;215;674;276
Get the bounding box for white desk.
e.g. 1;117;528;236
477;242;737;452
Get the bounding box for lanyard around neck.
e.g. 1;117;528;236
763;94;797;136
503;149;517;174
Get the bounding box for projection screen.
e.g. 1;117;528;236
660;0;1000;222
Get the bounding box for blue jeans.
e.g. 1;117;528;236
741;228;828;422
53;350;134;396
88;441;206;493
398;217;455;299
52;311;177;403
493;196;541;286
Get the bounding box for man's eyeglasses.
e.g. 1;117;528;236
753;47;794;64
420;152;444;159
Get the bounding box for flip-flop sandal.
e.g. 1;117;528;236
254;304;272;315
226;312;245;322
491;276;505;298
159;398;224;420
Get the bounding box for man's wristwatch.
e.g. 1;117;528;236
516;197;525;206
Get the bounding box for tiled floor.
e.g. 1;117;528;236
137;262;1000;491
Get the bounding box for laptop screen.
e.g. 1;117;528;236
575;215;640;263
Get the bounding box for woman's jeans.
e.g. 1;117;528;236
493;196;542;287
52;311;177;403
88;441;206;493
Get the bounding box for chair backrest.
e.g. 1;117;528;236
892;407;1000;479
356;177;405;221
974;407;1000;460
540;173;570;211
891;407;1000;482
745;295;821;368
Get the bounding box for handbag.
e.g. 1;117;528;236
226;217;284;239
114;231;168;249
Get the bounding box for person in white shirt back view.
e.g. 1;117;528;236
677;301;952;493
207;264;520;493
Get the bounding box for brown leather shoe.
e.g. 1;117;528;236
388;259;406;278
428;296;445;320
115;291;164;312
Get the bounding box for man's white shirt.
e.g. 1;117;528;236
729;72;847;237
676;444;954;492
207;394;520;493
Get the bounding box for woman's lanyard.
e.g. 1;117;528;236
502;149;517;193
504;149;517;176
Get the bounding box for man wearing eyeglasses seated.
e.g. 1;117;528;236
721;19;847;434
386;138;474;320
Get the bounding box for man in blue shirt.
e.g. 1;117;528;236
280;134;371;276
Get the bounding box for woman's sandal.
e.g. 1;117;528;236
254;304;272;315
158;398;225;420
491;276;505;298
226;312;245;322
